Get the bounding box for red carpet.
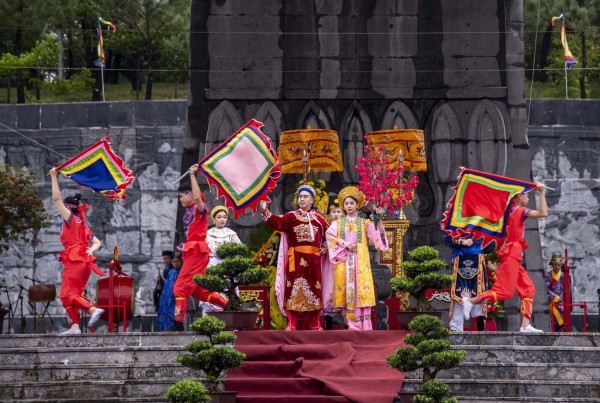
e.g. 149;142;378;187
225;330;407;403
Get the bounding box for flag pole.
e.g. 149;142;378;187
101;63;105;102
565;61;568;99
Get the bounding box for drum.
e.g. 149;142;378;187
28;284;57;303
96;276;135;322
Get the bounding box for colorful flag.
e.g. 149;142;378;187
440;167;536;250
55;136;134;201
199;119;281;218
551;13;577;69
94;16;117;68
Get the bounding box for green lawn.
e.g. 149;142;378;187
0;81;188;104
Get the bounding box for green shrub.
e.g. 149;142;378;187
390;245;452;311
167;380;210;403
194;243;268;311
175;316;246;393
387;315;466;402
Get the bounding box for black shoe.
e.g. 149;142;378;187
167;322;184;332
476;317;486;331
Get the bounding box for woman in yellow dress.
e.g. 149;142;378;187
326;187;388;330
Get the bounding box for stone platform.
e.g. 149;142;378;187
1;331;599;402
401;332;600;402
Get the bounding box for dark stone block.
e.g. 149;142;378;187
0;106;17;129
209;0;282;15
109;102;135;127
16;105;40;130
40;104;65;129
86;102;111;128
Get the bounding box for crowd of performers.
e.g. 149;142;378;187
49;163;570;334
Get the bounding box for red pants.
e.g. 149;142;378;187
475;252;535;319
173;251;227;322
60;261;95;325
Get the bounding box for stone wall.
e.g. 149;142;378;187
0;101;187;332
528;100;600;323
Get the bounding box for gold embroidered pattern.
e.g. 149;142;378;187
285;277;323;311
300;258;308;267
315;281;321;290
287;280;292;287
293;224;319;243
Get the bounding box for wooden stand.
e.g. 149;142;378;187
379;219;411;311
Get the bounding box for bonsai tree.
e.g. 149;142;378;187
173;315;246;394
390;245;453;311
387;315;467;403
194;243;269;311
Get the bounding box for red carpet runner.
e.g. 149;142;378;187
225;330;407;403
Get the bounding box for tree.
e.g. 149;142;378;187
194;243;269;312
390;246;452;311
387;315;467;403
0;165;50;251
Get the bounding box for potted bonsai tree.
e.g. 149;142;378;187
390;245;453;329
194;242;269;329
170;315;246;403
387;315;467;403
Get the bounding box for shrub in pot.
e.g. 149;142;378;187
167;379;210;403
387;315;467;403
174;316;246;395
390;245;453;311
194;243;269;311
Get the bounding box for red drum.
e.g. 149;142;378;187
96;276;135;322
28;284;56;303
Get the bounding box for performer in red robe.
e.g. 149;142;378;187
169;164;227;331
50;168;105;334
260;185;329;330
463;182;547;332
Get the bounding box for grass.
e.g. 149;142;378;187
0;81;188;104
2;79;600;103
525;78;600;99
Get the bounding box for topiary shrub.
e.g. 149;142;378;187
175;316;246;393
390;245;453;311
167;379;210;403
387;315;466;402
194;243;269;311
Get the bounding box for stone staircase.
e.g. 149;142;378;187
0;332;202;403
2;331;600;402
400;332;600;402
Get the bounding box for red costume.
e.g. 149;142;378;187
173;202;227;323
266;209;329;329
59;207;103;325
475;205;536;319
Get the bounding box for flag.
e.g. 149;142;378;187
440;167;536;250
199;119;281;218
552;13;577;69
94;16;117;68
55;136;134;201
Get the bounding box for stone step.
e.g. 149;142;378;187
404;362;600;381
0;363;197;382
0;346;186;366
454;398;600;403
0;332;201;349
1;379;180;401
451;345;600;364
2;398;168;403
400;379;600;398
449;332;600;347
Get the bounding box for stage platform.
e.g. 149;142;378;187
0;331;598;402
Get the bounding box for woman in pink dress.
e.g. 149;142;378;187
326;186;388;330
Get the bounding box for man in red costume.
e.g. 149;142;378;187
49;168;105;334
463;182;548;332
168;164;227;331
260;185;329;330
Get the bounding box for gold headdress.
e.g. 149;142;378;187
338;186;365;209
329;198;342;213
210;205;229;219
549;253;564;266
